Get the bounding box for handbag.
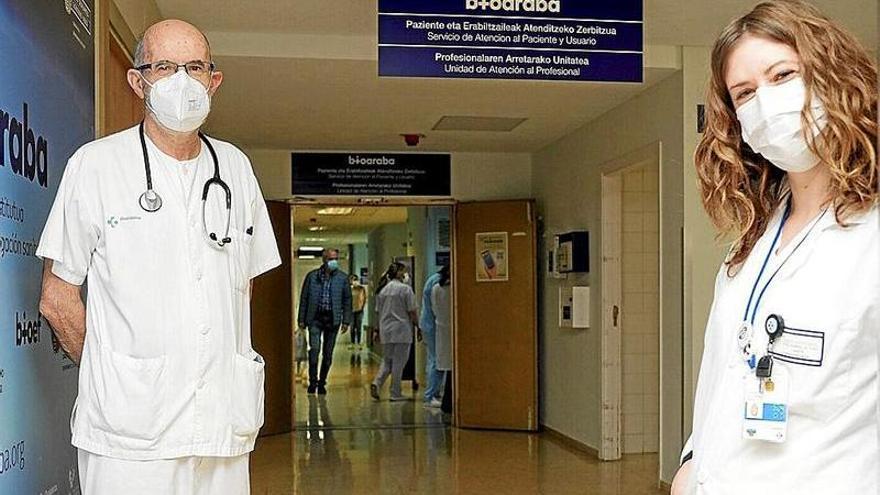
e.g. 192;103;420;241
295;330;308;361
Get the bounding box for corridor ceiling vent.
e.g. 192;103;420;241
317;207;354;216
432;116;527;132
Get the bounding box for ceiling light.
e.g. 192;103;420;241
317;207;354;216
305;237;328;242
308;226;327;232
433;115;527;132
299;246;324;252
298;255;317;260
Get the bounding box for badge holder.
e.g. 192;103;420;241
742;366;790;443
742;314;790;443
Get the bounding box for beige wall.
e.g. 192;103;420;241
680;46;730;439
242;149;532;202
533;71;685;482
112;0;161;39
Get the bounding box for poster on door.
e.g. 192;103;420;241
475;232;508;282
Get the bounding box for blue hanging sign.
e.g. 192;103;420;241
378;0;643;82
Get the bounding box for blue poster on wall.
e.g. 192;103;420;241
378;0;643;82
0;0;94;493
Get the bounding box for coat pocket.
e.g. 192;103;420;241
228;228;254;293
88;345;167;442
231;350;266;438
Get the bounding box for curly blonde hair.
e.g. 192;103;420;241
695;0;877;273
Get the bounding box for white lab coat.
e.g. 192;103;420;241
683;200;879;494
431;283;452;371
37;125;281;461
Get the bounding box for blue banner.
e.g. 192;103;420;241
378;0;643;82
0;0;94;494
378;0;642;21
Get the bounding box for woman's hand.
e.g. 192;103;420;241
671;460;693;495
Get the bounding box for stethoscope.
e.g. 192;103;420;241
137;121;233;247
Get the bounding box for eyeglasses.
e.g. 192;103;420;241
135;60;215;80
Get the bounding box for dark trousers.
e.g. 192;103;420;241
441;371;453;414
308;310;339;386
350;311;364;345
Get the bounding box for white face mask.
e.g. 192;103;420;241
736;77;827;173
402;273;411;284
142;70;211;133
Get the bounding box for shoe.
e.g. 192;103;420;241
425;398;442;408
317;384;327;395
307;384;317;394
370;384;380;400
390;395;408;402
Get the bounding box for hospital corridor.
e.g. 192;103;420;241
1;0;878;494
250;344;666;495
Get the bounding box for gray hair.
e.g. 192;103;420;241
134;35;147;67
322;249;339;261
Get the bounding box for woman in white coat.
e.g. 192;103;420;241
371;262;420;402
672;1;878;494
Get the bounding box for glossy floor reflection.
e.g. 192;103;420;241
252;428;666;495
251;345;666;494
294;343;445;429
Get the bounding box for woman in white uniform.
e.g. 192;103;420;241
672;1;878;494
371;262;420;401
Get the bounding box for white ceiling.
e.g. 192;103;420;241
145;0;876;153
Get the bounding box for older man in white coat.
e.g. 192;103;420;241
37;19;280;494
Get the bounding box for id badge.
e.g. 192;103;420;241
742;366;790;443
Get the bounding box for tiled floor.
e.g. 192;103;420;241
251;345;666;495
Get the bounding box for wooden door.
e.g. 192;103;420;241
252;200;293;436
455;200;538;431
103;31;142;136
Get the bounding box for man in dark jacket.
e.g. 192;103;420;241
298;249;353;395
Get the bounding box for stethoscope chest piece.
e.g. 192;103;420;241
139;189;163;212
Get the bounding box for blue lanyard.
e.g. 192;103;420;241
742;198;792;325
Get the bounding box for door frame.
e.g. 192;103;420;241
288;197;458;429
600;172;623;460
598;143;662;461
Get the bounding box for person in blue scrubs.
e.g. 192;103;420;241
419;267;446;406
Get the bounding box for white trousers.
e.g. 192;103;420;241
373;343;412;398
78;449;250;495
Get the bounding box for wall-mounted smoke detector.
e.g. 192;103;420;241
432;116;527;132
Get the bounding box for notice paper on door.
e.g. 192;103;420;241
476;232;509;282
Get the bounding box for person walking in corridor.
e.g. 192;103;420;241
429;266;452;410
371;262;420;402
298;249;352;395
349;274;367;351
419;267;445;406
